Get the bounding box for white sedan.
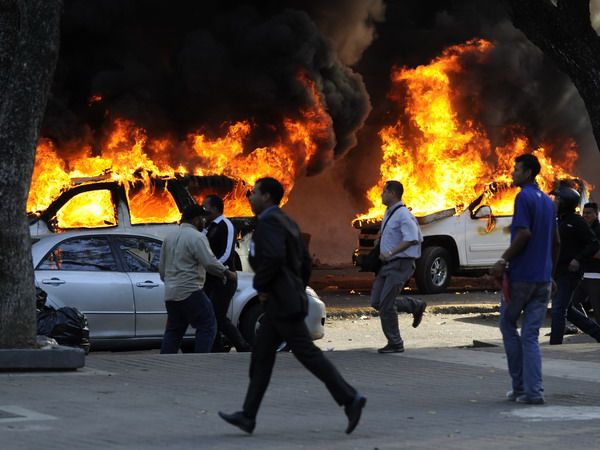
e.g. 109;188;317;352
32;231;326;350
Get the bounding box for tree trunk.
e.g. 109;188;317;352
502;0;600;154
0;0;61;349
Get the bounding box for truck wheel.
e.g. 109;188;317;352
415;246;451;294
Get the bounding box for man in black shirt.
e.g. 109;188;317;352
549;188;600;344
202;195;251;353
572;202;600;324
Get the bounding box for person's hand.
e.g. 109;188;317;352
225;269;237;282
568;259;580;272
258;292;268;304
490;260;506;278
379;250;393;262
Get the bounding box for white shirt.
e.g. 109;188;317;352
380;202;423;260
159;223;226;301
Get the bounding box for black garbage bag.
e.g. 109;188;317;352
37;305;91;354
36;286;48;310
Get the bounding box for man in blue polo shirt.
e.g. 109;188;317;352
490;153;559;405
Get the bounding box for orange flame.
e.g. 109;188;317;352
358;39;582;221
28;72;331;228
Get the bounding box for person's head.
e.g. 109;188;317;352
247;177;284;215
512;154;541;188
583;202;599;226
551;186;580;215
202;194;224;223
180;204;211;230
381;180;404;207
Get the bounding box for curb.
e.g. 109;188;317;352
326;303;500;319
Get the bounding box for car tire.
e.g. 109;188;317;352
239;302;264;345
415;246;451;294
239;302;292;352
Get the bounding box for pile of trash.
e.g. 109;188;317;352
36;287;91;354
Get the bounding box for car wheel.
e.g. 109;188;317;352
239;302;292;351
415;246;451;294
239;302;264;345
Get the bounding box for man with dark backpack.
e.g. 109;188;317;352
371;180;425;354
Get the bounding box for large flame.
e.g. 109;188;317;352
357;39;581;222
28;73;330;228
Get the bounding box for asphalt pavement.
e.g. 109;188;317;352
2;267;600;449
2;336;600;449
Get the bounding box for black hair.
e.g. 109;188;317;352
384;180;404;199
181;204;210;221
255;177;284;205
515;154;541;178
584;202;598;213
204;194;224;213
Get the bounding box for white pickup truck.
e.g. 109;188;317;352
354;182;588;294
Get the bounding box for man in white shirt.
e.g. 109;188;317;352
159;204;237;353
371;181;426;354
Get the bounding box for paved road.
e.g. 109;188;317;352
2;335;600;449
2;267;600;448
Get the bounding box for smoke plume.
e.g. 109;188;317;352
42;0;375;175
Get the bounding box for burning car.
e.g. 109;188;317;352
28;172;257;271
354;180;590;294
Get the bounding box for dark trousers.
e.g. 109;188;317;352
242;312;356;419
204;278;250;352
550;272;600;345
572;277;600;324
160;290;216;354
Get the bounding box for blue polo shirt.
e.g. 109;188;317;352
508;183;556;282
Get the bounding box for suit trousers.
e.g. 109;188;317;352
371;258;419;346
204;278;249;352
242;311;356;419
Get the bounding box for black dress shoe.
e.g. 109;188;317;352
218;411;256;434
344;393;366;434
377;343;404;354
412;302;427;328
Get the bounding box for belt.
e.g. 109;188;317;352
382;257;413;265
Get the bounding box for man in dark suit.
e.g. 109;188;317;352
219;177;366;435
202;194;251;353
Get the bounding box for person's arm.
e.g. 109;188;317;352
570;219;600;271
193;234;235;281
380;213;420;261
158;242;166;282
489;227;531;278
211;219;236;264
552;227;560;277
381;240;418;260
252;217;286;294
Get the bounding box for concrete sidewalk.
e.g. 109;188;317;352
2;339;600;449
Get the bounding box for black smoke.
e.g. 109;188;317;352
42;0;374;175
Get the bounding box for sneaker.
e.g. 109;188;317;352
515;395;545;405
377;344;404;354
506;390;524;401
412;302;427;328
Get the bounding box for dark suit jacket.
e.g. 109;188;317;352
249;207;311;319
